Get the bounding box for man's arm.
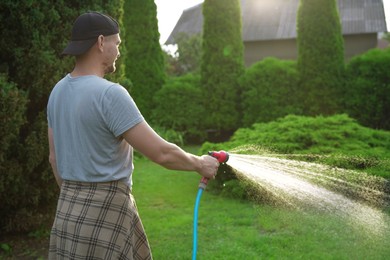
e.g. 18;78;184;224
122;121;219;179
48;127;62;188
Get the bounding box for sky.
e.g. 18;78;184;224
155;0;390;46
383;0;390;31
155;0;204;44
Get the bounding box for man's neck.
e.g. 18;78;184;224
71;59;104;78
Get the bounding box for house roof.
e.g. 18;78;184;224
165;0;388;45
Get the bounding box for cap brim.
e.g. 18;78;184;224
62;38;97;56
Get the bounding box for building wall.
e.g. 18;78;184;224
244;39;297;66
244;33;379;66
343;33;379;59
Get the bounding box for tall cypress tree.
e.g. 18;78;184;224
123;0;166;120
201;0;244;137
297;0;344;115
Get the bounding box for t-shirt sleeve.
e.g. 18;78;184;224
103;84;144;137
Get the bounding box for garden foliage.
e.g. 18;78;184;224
343;48;390;130
1;0;390;235
152;74;206;142
297;0;345;115
123;0;166;119
0;0;124;233
201;0;244;133
201;114;390;178
239;58;300;127
163;33;202;77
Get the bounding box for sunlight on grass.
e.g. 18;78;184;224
132;158;390;259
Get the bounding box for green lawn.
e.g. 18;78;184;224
1;156;388;259
132;158;390;259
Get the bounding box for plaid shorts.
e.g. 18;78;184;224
49;180;152;260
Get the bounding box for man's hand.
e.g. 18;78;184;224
197;155;220;179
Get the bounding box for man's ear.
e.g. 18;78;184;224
97;35;104;52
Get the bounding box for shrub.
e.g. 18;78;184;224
229;114;389;155
0;1;125;233
152;126;185;147
239;58;300;126
152;74;206;143
201;114;390;178
343;48;390;130
0;75;27;163
0;76;55;232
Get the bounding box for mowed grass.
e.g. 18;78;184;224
132;158;390;259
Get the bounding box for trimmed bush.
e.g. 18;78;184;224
201;0;244;133
226;114;389;155
123;0;166;120
297;0;345;115
201;114;390;178
239;58;300;127
152;74;206;143
343;48;390;130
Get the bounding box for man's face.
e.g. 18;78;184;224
103;34;121;74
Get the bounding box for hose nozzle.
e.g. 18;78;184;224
199;150;229;189
208;150;229;163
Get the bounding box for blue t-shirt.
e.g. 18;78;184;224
47;74;144;186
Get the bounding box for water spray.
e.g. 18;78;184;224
192;150;229;260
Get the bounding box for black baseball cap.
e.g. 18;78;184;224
62;11;120;56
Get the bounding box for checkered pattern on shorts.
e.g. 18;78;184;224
49;180;152;259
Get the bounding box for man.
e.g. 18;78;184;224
47;11;219;259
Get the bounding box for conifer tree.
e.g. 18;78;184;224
0;0;124;233
123;0;166;119
201;0;244;138
297;0;345;115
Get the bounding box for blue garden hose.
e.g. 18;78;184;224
192;187;204;260
192;151;229;260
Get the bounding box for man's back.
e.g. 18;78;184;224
47;74;143;185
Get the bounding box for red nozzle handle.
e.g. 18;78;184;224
199;151;229;189
208;150;229;163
